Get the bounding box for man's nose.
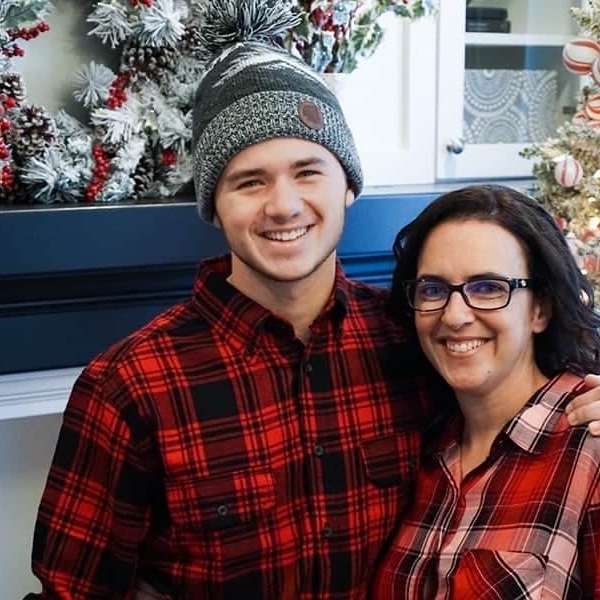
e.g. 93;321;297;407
264;178;303;219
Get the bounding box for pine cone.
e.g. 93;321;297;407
0;175;29;206
132;146;156;199
121;43;178;82
10;105;56;164
0;72;26;104
179;25;203;56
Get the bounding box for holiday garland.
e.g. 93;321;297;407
0;0;436;207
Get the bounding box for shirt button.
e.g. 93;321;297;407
314;444;325;457
304;362;314;374
217;504;229;517
322;525;333;538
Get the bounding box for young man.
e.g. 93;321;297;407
26;1;600;598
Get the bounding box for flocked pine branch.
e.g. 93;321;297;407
135;0;188;47
1;0;52;28
87;1;132;49
91;96;143;144
73;61;116;108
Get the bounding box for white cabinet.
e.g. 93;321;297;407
330;13;438;187
436;0;582;180
334;1;583;187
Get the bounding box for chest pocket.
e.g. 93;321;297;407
165;467;276;533
450;549;547;600
361;431;420;489
358;431;420;541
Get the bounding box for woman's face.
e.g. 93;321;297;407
413;219;550;403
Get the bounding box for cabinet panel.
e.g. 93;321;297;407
436;0;581;180
333;14;437;186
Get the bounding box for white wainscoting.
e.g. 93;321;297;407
0;367;81;421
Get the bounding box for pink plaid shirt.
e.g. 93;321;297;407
373;371;600;599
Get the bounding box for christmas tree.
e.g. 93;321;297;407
521;2;600;289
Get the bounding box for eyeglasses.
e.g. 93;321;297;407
403;277;533;312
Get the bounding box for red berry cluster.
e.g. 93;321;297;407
3;21;50;58
0;94;17;111
85;145;110;201
1;164;13;188
130;0;153;6
0;115;11;157
0;115;12;188
309;7;349;33
107;73;131;110
161;148;178;167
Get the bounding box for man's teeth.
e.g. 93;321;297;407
264;228;308;241
446;339;485;353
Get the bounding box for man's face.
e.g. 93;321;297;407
214;137;355;293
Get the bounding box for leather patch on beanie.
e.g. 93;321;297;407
298;100;324;130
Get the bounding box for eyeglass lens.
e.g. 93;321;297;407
410;279;512;311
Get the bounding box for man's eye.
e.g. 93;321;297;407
298;169;318;178
237;179;261;189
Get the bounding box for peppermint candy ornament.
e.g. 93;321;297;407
585;92;600;120
592;55;600;85
554;155;583;187
563;38;600;74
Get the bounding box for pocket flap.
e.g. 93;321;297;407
361;431;420;487
166;467;276;532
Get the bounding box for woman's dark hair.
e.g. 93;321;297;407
388;184;600;376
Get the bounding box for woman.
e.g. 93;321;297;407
373;184;600;598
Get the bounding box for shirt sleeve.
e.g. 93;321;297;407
31;367;155;598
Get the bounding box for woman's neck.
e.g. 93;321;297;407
457;367;549;477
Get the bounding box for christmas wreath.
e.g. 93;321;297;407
0;0;436;206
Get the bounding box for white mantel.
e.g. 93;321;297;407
0;367;81;421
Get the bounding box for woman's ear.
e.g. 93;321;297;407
532;295;552;334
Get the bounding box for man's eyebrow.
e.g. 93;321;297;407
221;168;266;185
292;157;327;169
223;157;328;185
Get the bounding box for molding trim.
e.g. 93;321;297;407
0;367;81;420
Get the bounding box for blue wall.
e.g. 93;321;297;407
0;191;438;374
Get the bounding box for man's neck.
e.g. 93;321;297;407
227;256;337;343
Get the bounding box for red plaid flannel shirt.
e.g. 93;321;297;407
31;255;439;599
373;371;600;599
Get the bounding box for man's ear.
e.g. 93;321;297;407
345;188;356;209
212;211;222;229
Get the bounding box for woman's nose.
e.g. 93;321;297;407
440;289;475;328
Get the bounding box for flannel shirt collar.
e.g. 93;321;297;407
191;255;349;353
503;370;585;454
426;370;585;458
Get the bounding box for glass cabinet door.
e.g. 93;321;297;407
436;0;582;180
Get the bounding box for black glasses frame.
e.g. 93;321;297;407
403;277;533;312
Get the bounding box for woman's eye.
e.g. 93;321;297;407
418;283;446;298
468;280;503;295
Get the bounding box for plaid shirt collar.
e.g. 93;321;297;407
191;255;349;353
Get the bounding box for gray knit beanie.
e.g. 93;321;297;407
192;0;363;223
